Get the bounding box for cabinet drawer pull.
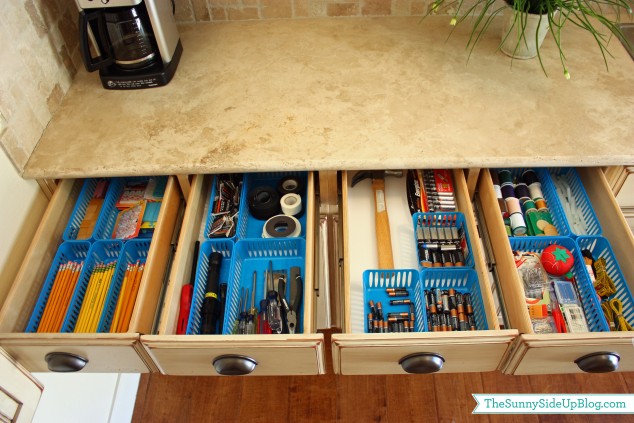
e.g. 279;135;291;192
212;355;258;376
45;352;88;372
399;353;445;374
574;352;620;373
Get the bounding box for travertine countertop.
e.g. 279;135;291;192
24;16;634;178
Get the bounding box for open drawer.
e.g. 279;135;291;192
478;167;634;374
332;170;518;375
0;177;182;372
141;173;325;376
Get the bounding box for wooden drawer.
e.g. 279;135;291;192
0;177;182;373
477;167;634;374
141;173;326;376
332;170;518;375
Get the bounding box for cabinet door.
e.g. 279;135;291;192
0;348;42;423
333;169;517;375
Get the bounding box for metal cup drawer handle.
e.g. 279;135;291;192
45;352;89;372
213;355;258;376
399;353;445;374
574;352;620;373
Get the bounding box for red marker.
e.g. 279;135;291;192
177;241;199;334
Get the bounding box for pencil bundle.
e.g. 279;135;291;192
36;261;83;333
74;261;116;333
110;261;145;333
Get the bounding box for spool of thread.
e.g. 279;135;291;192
522;199;537;214
491;173;503;199
498;170;513;187
503;217;512;236
504;197;522;215
528;184;544;201
497;198;508;218
535;198;548;211
509;212;527;235
262;215;301;238
514;183;531;201
522;170;540;186
280;193;302;216
491;171;501;186
501;184;515;199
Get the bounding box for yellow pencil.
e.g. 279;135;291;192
119;263;144;333
89;262;115;332
110;263;132;333
53;262;82;332
75;263;103;332
114;262;139;332
45;260;76;332
37;262;68;332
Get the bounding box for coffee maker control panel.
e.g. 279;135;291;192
76;0;143;8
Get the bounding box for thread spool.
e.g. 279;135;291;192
498;170;513;187
522;199;537;214
280;193;302;216
503;217;512;236
497;198;508;218
262;215;301;238
514;183;531;201
501;184;515;199
509;212;527;235
504;197;522;215
535;198;548;211
528;184;544;201
522;170;540;186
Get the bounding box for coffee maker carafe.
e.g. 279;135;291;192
77;0;182;90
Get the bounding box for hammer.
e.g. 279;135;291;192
351;170;404;269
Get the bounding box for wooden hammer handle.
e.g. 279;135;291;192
372;177;394;269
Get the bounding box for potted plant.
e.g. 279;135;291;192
427;0;633;78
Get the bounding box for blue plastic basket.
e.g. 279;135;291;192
26;241;91;333
203;174;246;241
494;168;570;237
94;176;167;240
420;268;488;331
98;239;152;333
237;172;308;240
63;179;113;241
363;269;425;333
509;236;608;332
576;236;634;329
186;240;235;335
412;212;474;269
61;240;124;332
223;238;305;335
542;168;602;237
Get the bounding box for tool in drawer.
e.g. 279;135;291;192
351;170;403;269
177;241;198;335
201;252;223;334
287;266;303;334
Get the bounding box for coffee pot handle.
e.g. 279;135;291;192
79;11;114;72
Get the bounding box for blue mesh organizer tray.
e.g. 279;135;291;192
576;236;634;329
412;212;475;269
63;178;117;241
26;241;91;333
420;267;488;331
363;269;426;333
509;236;609;332
542;167;602;237
186;240;235;335
223;238;305;335
236;172;308;240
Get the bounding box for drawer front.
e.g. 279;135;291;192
142;334;324;375
0;334;154;373
477;167;634;374
339;169;518;374
148;173;324;375
0;177;182;372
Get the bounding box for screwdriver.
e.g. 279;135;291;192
258;299;272;334
238;288;248;335
246;272;256;335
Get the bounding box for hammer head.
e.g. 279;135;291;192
351;170;403;187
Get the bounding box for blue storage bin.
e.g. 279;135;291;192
26;241;91;333
494;168;570;237
420;268;488;331
186;240;235;335
363;269;425;333
509;236;608;332
412;212;474;268
63;179;114;241
98;239;152;333
224;238;305;335
237;172;308;240
94;176;167;240
61;240;124;332
576;236;634;328
203;174;246;240
542;168;602;237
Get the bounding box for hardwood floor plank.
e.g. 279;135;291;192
288;374;337;423
130;373;151;423
336;375;387;422
433;373;489;423
479;372;539;423
238;376;291;422
385;374;438;422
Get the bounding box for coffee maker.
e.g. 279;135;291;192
77;0;182;90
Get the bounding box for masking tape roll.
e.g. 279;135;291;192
262;215;301;238
281;193;302;216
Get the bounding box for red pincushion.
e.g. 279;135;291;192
541;244;574;276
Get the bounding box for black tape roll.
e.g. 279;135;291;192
277;176;303;196
248;186;281;220
263;215;300;238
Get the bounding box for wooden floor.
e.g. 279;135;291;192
132;332;634;422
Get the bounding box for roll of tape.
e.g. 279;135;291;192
248;186;281;220
262;215;301;238
509;212;527;235
504;197;522;215
281;193;302;216
278;176;303;196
